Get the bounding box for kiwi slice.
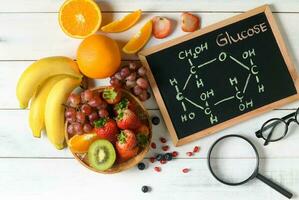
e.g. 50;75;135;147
88;140;116;171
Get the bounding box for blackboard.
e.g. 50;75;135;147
139;5;299;146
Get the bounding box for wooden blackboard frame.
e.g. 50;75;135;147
139;4;299;146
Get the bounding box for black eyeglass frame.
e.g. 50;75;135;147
255;109;299;145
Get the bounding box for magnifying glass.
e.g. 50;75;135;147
207;134;293;199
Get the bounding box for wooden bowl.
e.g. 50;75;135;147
65;87;152;174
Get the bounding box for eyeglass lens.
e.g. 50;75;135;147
261;119;287;141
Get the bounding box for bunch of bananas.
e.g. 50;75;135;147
16;56;82;149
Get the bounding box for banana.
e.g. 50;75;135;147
44;77;82;150
16;56;81;109
29;75;67;138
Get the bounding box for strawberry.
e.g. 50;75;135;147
102;86;122;104
94;118;118;143
117;146;139;162
114;98;136;114
181;12;200;32
116;109;141;129
152;16;172;39
116;130;137;150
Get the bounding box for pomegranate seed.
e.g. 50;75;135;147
172;151;178;157
186;152;193;157
154;166;161;172
182;168;190;173
162;145;169;151
151;142;156;149
159;137;167;143
193;146;200;153
149;157;155;163
160;159;167;164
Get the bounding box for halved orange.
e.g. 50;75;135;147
101;9;142;33
123;20;152;54
68;133;100;153
58;0;102;39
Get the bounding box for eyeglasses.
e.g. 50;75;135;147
255;109;299;146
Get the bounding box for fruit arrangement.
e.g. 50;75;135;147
109;62;150;101
65;87;152;173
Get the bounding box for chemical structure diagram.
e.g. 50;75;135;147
169;47;265;125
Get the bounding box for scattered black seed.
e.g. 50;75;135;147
151;116;160;125
165;153;173;161
156;154;164;161
137;162;146;170
142;185;149;193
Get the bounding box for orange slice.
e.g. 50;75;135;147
58;0;102;39
123;20;152;54
101;9;142;33
68;133;100;153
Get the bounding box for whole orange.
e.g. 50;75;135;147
77;34;121;79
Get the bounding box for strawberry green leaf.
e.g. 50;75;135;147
118;131;127;144
137;133;148;147
114;98;129;112
103;88;117;100
94;117;108;128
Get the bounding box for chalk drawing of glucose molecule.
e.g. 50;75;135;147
169;48;265;124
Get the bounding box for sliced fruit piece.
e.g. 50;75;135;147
101;9;142;33
152;16;172;39
68;133;100;153
181;12;200;32
58;0;102;38
88;139;116;171
123;20;152;54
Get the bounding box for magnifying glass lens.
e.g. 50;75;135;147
209;136;258;185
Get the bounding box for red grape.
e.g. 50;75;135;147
81;104;92;115
129;62;137;70
83;123;93;133
67;93;81;107
133;85;143;96
126;72;137;81
138;90;149;101
88;111;99;123
136;78;149;89
66;116;76;123
67;124;75;135
81;90;94;103
98;109;109;118
138;67;147;76
120;67;130;78
88;96;102;108
76;112;86;124
65;107;76;118
73;122;83;134
126;80;136;89
97;101;108;110
114;72;123;80
110;77;122;88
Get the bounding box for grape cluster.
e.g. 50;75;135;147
65;90;109;135
110;62;150;101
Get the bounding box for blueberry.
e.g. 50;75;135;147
165;153;173;161
151;116;160;125
137;162;146;170
156;154;164;161
142;185;149;193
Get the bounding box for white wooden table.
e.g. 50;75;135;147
1;1;299;199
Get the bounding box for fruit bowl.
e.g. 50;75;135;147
65;87;152;174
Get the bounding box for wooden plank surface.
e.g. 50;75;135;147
2;0;299;12
0;12;298;64
0;158;298;200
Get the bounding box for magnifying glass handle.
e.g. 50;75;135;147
256;173;293;199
